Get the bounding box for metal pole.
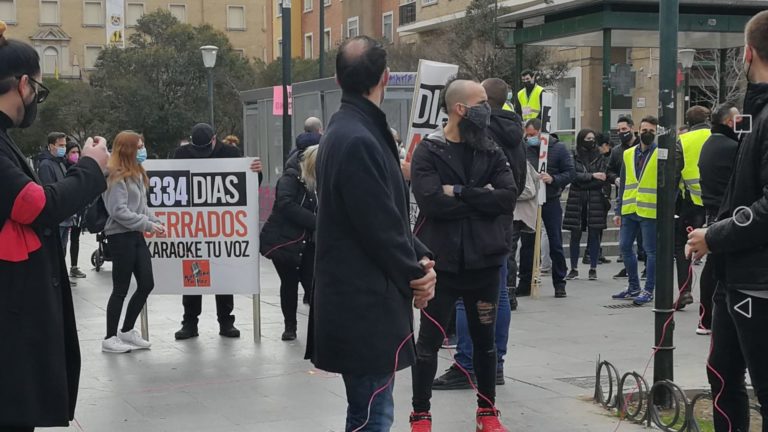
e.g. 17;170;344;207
319;0;325;79
253;294;261;342
684;69;690;111
282;0;293;162
140;303;149;341
514;21;524;105
207;68;215;131
602;29;612;133
718;48;728;103
654;0;678;393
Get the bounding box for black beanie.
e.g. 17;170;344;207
191;123;216;147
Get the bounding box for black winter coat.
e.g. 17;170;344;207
308;93;431;375
699;124;739;215
706;82;768;291
607;137;638;185
487;109;526;196
524;137;575;199
0;113;107;427
411;129;518;273
259;166;317;267
563;148;610;231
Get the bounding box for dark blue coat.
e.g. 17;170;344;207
524;137;575;199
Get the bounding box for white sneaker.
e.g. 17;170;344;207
118;329;151;349
696;327;712;336
102;336;133;353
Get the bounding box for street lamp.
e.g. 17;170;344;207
679;48;695;111
200;45;219;130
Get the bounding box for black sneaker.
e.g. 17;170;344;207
588;269;597;280
617;255;624;263
175;325;199;340
509;289;518;311
566;269;579;280
599;256;612;264
70;266;87;278
582;256;590;265
641;268;648;281
219;325;241;338
555;287;567;298
433;364;475;390
496;366;505;385
516;285;531;297
281;323;297;341
613;268;628;279
675;291;694;310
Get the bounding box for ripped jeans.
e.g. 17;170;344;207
412;267;501;412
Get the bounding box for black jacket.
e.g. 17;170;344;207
37;151;75;227
699;124;739;215
308;93;431;375
0;112;107;427
259;166;316;266
487;109;526;197
174;141;263;185
607;137;638;185
706;82;768;291
411;127;517;273
563;147;610;231
524;137;575;199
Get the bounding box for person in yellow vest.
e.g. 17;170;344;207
515;70;544;122
611;116;683;306
673;106;710;310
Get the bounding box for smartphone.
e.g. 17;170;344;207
734;114;752;134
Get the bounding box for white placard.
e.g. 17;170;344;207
537;133;550;205
142;159;260;295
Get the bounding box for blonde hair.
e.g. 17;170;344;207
223;135;240;146
299;145;319;192
107;131;148;186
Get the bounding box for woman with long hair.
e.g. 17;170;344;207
102;131;165;353
260;145;318;341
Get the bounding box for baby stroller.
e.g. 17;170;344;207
90;232;112;272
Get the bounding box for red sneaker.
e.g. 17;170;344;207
476;408;508;432
410;411;432;432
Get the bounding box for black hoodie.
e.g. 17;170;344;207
699;123;740;214
487;108;526;198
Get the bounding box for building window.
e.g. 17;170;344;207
346;16;359;38
303;0;312;12
168;4;186;22
304;33;313;59
83;1;104;26
42;47;58;75
0;0;16;23
275;0;281;17
227;6;246;30
382;12;393;42
323;28;331;52
126;3;144;27
234;48;246;59
276;38;282;59
84;45;102;69
422;0;437;5
324;0;330;5
40;0;59;25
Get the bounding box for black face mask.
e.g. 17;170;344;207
578;139;596;151
524;82;535;91
640;132;656;146
17;83;38;129
618;130;634;145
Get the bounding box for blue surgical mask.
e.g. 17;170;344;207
526;136;541;147
56;147;66;158
137;147;148;164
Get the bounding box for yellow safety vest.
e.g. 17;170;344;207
503;102;514;112
622;146;658;219
678;128;710;206
517;85;544;121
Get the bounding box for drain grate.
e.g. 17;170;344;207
556;375;600;390
603;303;643;309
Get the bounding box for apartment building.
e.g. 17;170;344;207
0;0;269;80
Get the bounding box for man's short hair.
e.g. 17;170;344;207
481;78;508;110
640;115;659;127
521;69;534;78
335;36;387;95
617;115;634;127
746;10;768;61
525;118;542;131
685;105;711;126
711;103;737;125
47;132;66;146
304;117;323;133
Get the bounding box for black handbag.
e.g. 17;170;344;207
84;196;108;233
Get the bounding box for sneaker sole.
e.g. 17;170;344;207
696;330;712;335
122;343;151;350
102;347;132;353
175;333;199;340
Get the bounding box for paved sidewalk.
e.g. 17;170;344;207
45;235;713;431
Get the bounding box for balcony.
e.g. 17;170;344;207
399;2;416;26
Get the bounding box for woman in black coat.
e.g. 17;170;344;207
562;129;609;280
0;23;109;431
260;145;318;341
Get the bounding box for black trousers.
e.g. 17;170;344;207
673;206;705;292
699;257;715;330
106;232;154;338
273;243;315;326
69;226;81;267
412;267;500;412
182;294;235;327
0;427;34;431
708;284;768;431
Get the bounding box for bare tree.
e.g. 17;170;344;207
691;48;745;108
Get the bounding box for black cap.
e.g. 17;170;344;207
191;123;216;147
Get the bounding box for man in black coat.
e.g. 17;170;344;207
0;39;110;430
410;78;517;431
36;132;76;262
518;118;575;298
688;12;768;430
308;36;435;432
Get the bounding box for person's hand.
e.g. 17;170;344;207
442;185;454;197
540;173;553;184
615;178;621;187
613;216;622;227
401;161;411;181
687;228;710;260
151;222;166;235
411;258;436;309
250;158;263;173
82;136;109;173
593;172;607;181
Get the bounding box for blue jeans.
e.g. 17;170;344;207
620;214;656;292
454;258;511;373
342;372;395;432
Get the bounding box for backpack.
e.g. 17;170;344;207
84;196;108;233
